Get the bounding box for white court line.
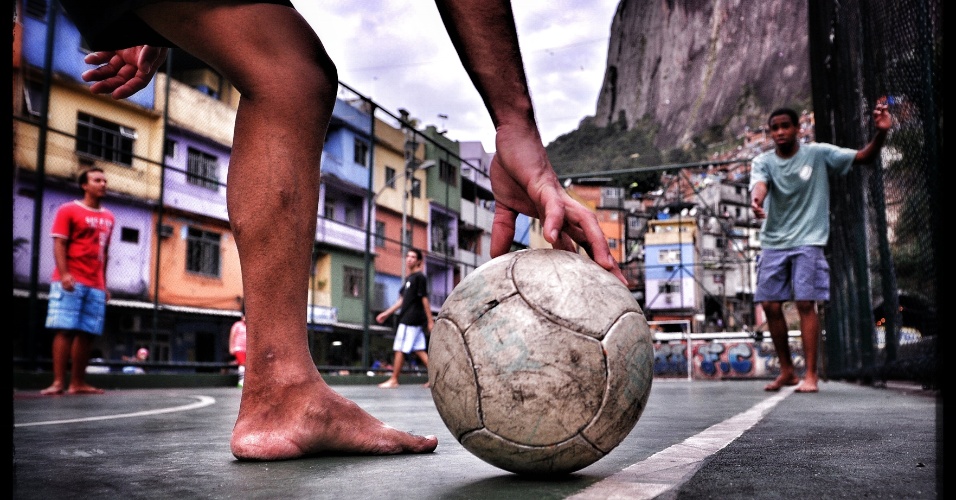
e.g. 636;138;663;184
14;395;216;428
569;385;797;500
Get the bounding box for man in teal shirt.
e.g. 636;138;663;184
751;103;891;393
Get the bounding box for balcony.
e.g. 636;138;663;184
315;217;367;252
460;199;494;230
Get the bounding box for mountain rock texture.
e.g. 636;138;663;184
594;0;811;148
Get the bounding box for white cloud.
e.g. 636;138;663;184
292;0;618;152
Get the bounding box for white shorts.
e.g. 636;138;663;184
393;324;427;354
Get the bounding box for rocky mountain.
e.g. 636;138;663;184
549;0;812;176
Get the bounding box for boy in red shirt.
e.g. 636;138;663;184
41;167;114;395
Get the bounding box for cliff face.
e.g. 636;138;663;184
594;0;811;148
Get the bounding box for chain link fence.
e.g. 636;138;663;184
808;0;940;387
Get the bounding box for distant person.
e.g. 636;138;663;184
376;249;434;388
41;167;114;395
229;314;247;388
122;346;150;374
751;102;891;393
59;0;624;460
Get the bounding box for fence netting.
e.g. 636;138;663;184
808;0;940;386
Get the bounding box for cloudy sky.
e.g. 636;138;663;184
291;1;620;153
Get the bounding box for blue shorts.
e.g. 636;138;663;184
45;282;107;335
393;324;427;354
755;246;830;302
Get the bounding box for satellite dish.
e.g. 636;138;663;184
680;208;689;216
563;178;572;188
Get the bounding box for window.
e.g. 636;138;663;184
608;238;618;249
384;166;397;188
439;159;457;186
323;197;336;219
343;266;364;298
76;113;135;166
353;139;370;166
164;139;177;158
120;227;139;243
186;227;221;277
25;0;46;19
658;281;681;294
23;80;43;117
344;204;360;227
186;147;219;190
375;221;386;247
658;249;681;264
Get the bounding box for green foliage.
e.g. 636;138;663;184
545;116;661;193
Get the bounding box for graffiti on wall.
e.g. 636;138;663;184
653;337;806;379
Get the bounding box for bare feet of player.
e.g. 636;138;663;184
231;373;436;460
377;380;399;388
764;374;800;392
40;383;65;396
67;384;105;395
795;376;819;393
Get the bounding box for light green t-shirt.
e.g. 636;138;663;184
749;142;856;249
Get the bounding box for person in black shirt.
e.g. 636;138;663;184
376;249;434;388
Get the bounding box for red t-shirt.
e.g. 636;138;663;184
50;200;115;290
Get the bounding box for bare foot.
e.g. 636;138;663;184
422;382;430;388
231;374;437;460
377;380;399;388
764;374;800;392
67;385;105;395
795;379;819;393
40;383;65;396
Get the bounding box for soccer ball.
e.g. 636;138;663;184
428;249;654;475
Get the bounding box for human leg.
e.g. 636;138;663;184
40;331;71;395
414;350;430;387
66;332;104;394
763;301;799;391
794;300;820;392
136;2;435;459
379;351;405;388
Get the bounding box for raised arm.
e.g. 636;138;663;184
853;101;892;164
435;0;626;284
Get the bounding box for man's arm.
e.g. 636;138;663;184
52;237;74;291
750;182;768;220
102;242;110;299
376;297;404;324
853;102;892;164
435;0;626;284
421;296;434;332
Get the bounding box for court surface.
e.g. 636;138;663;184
12;378;940;499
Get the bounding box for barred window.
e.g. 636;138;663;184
186;147;219;190
353;139;370;166
439;159;457;186
186;227;221;277
76;113;135;166
375;221;386;247
658;281;681;294
343;266;364;298
385;166;397;188
25;0;46;19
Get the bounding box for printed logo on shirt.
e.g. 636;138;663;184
799;164;813;180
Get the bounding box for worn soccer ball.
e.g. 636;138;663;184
428;248;654;475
